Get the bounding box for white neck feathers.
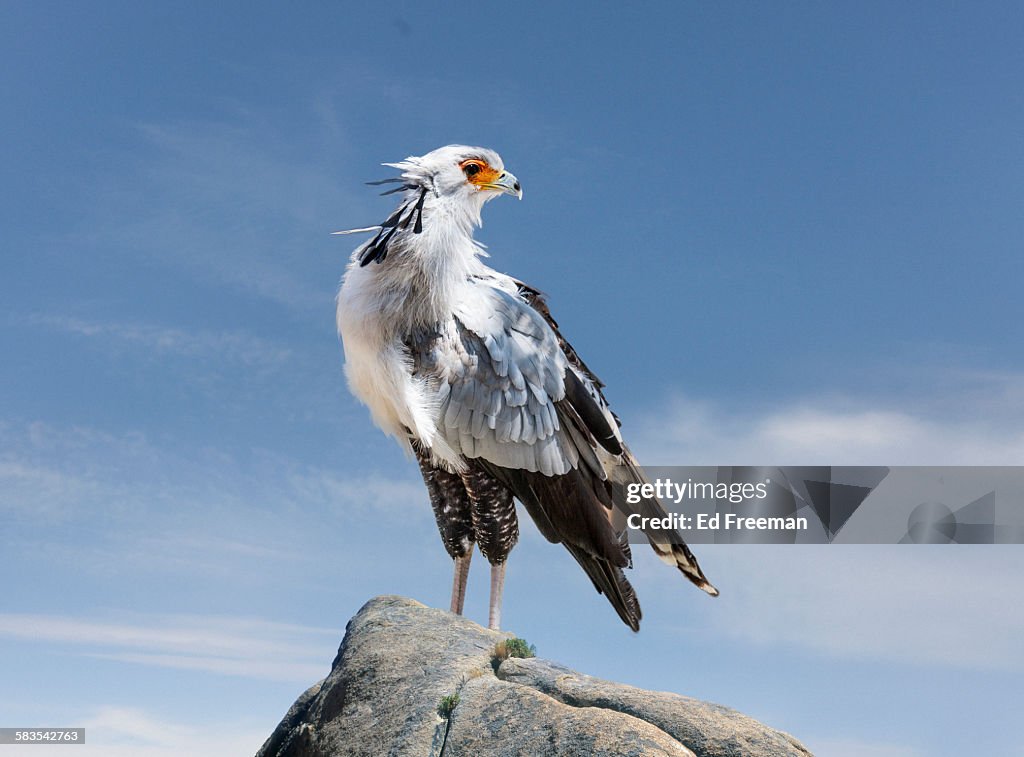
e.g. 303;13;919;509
341;191;491;335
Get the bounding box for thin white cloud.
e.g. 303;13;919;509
286;466;430;520
0;418;429;590
27;707;267;757
0;459;106;520
673;546;1024;672
0;420;423;524
0;612;335;683
83;707;191;747
75;116;356;315
22;314;294;367
13;311;351;430
0;422;175;522
135;531;295;560
86;652;324;683
632;382;1024;465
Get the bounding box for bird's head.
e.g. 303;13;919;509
339;145;521;267
386;145;522;204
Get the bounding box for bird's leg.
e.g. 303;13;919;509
488;561;506;630
450;548;473;615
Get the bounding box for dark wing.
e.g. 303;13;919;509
518;283;719;598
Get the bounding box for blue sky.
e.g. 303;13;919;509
2;2;1023;755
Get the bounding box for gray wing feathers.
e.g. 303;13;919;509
409;287;582;476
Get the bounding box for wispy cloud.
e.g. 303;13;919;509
76;116;356;316
0;420;423;524
285;466;428;519
86;652;324;682
27;707;268;757
0;417;431;607
83;707;193;748
12;309;351;429
0;421;179;522
632;373;1024;465
21;314;294;367
682;546;1024;672
0;458;108;520
0;612;335;683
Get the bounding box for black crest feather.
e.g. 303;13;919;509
357;187;429;267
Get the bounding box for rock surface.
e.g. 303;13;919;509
257;596;812;757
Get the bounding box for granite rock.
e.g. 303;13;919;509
257;596;812;757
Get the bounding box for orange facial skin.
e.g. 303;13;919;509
459;159;502;189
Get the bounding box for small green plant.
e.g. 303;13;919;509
437;693;460;718
492;637;537;666
505;637;536;659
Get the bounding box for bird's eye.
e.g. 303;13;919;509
463;162;482;177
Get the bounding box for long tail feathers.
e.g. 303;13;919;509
612;448;720;598
651;539;719;596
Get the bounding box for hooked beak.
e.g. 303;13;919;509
486;171;522;200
